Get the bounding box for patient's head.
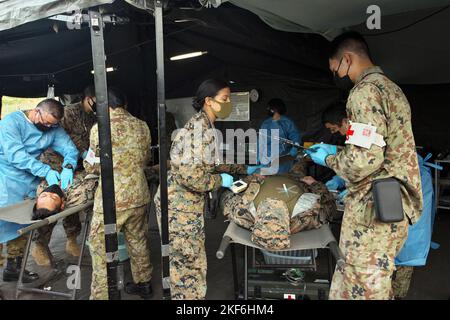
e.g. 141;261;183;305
32;184;65;220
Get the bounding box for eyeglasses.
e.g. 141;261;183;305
37;110;60;128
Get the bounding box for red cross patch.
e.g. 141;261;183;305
346;124;354;141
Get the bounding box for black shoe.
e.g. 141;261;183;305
125;281;153;299
2;257;39;283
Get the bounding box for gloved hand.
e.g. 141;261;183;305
220;173;234;188
289;147;298;157
45;170;61;186
61;167;74;190
81;150;88;160
305;143;337;167
247;165;263;175
325;175;346;191
338;189;348;202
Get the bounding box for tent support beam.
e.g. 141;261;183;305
89;9;120;300
154;0;171;299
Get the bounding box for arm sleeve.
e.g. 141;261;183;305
326;83;387;183
286;119;301;145
306;181;337;222
51;127;79;168
215;164;247;175
172;125;222;193
143;123;152;166
0;117;51;177
83;124;100;175
176;162;222;193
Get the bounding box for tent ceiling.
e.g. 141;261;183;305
1;0;450;91
0;0;156;32
216;0;450;84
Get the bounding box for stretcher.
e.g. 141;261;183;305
0;199;93;300
216;221;345;300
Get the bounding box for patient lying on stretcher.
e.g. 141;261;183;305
220;162;338;251
30;170;98;266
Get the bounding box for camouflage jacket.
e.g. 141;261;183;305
84;107;151;212
326;66;423;226
37;170;98;208
169;111;246;195
40;102;96;171
221;175;336;249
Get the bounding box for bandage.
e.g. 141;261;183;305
345;121;386;149
291;193;320;218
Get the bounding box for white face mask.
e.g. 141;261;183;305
291;193;320;218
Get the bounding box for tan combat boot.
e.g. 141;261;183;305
31;243;52;266
66;236;81;257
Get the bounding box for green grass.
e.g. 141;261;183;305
1;96;46;118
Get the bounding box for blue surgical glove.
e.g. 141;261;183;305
82;150;88;160
45;170;61;186
338;189;348;202
289;147;298;157
325;175;346;191
61;168;74;190
247;165;263;175
220;173;234;188
305;144;337;167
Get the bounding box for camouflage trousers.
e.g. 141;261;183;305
1;235;29;261
88;206;153;300
392;265;414;299
154;188;207;300
32;213;82;247
329;215;408;300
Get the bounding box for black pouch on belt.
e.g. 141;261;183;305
372;177;404;223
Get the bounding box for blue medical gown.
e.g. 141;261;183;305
0;111;79;243
258;115;301;174
395;154;436;266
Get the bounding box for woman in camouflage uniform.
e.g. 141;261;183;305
155;79;247;299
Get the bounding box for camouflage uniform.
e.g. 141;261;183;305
154;111;246;300
221;175;336;250
325;66;423;300
32;170;98;247
37;102;96;244
2;237;27;260
392;265;414;299
84;107;153;300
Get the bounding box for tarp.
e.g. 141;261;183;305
223;0;450;37
0;1;449;149
0;0;153;32
216;0;450;84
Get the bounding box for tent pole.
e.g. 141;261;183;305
89;9;120;300
154;0;171;299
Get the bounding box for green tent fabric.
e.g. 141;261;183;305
0;0;154;32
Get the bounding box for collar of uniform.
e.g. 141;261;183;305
110;107;128;116
355;65;384;85
200;110;212;128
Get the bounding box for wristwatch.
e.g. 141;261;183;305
64;164;74;171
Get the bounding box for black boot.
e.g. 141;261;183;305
125;281;153;299
3;257;39;283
